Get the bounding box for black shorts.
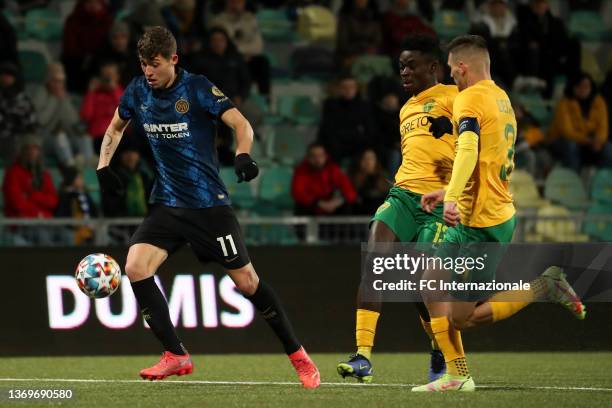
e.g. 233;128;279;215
130;204;250;269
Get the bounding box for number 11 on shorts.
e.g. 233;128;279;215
217;234;237;257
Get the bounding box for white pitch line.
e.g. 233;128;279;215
0;378;611;392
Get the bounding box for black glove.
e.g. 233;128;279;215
96;166;124;195
234;153;259;183
426;116;453;139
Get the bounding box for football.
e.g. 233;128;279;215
75;253;122;299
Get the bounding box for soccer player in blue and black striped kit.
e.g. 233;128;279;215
96;26;320;388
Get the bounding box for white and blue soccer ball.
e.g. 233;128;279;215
75;253;122;298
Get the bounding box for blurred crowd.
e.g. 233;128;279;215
0;0;611;244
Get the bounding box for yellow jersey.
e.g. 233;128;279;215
452;79;516;228
395;83;458;194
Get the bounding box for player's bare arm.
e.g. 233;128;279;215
96;108;131;194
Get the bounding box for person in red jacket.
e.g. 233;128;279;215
3;137;58;219
81;62;124;153
291;142;357;215
61;0;114;92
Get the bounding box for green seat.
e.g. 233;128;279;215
24;8;62;41
433;10;470;40
590;168;612;205
271;129;308;165
544;167;590;210
351;55;393;84
259;166;293;210
569;11;612;41
219;167;257;209
18;49;47;83
48;167;62;188
517;93;552;126
256;9;295;41
82;167;101;208
277;95;319;125
583;204;612;241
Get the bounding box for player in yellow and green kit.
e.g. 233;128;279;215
413;35;586;393
337;35;458;383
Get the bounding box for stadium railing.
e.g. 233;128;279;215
0;213;611;246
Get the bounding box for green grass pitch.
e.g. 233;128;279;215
1;353;611;407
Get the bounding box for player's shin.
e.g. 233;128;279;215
430;312;469;377
245;280;301;354
131;276;187;355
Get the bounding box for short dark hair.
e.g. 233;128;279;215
446;34;488;55
137;26;177;61
401;34;442;62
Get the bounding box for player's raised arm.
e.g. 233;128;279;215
96;108;130;194
221;107;259;183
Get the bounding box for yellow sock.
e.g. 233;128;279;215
356;309;379;360
430;316;469;377
419;317;440;350
488;277;546;322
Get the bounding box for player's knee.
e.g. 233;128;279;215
233;269;259;296
449;315;469;331
125;260;152;282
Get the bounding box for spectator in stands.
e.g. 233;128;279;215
515;0;580;97
368;75;404;174
0;62;38;162
602;69;612;141
97;21;141;88
513;101;552;178
61;0;113;92
188;27;251;104
350;148;390;214
475;0;518;88
336;0;382;68
162;0;207;56
292;142;357;215
211;0;271;95
0;11;18;66
549;72;612;170
30;62;93;169
80;62;124;154
55;166;98;245
318;74;379;164
2;137;58;245
187;27;250;166
125;1;166;44
102;147;152;218
381;0;436;60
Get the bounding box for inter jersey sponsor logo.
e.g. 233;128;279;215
143;122;191;139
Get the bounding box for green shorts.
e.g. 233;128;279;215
437;215;517;300
371;186;447;244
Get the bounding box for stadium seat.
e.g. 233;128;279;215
433;10;470;40
271;125;313;165
18;49;48;83
532;204;589;242
258;166;294;211
569;11;612;41
256;9;294;41
590;168;612;204
24;8;62;41
510;169;549;208
82;167;101;208
583;204;612;241
296;5;336;42
48;167;62;188
219;167;257;210
544;167;590;210
351;55;393;85
516;92;552;126
276;95;320;126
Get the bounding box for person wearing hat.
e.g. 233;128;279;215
0;61;39;162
